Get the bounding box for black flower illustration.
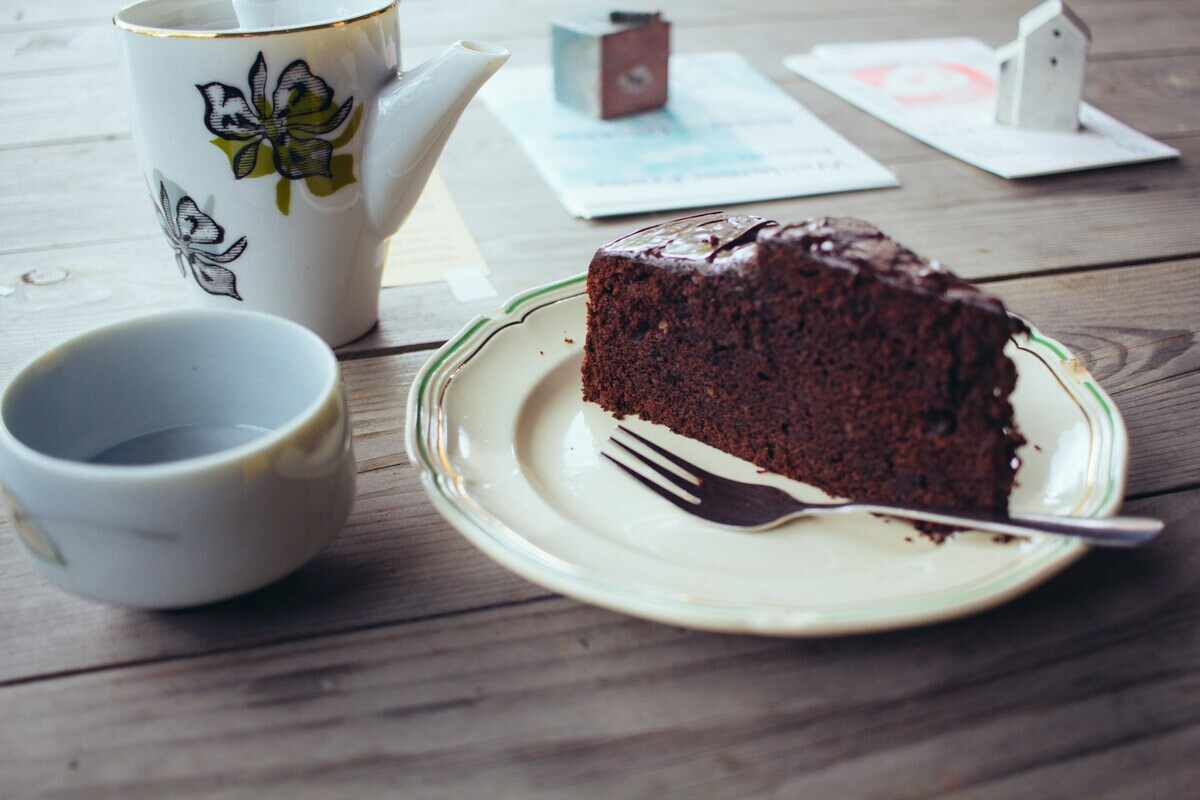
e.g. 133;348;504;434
153;181;248;301
198;52;356;183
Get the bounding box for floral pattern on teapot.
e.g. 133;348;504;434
153;180;249;301
198;52;363;215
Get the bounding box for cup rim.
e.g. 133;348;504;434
113;0;396;39
0;309;341;481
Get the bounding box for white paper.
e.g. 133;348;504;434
381;170;489;297
479;51;898;219
443;266;498;302
785;38;1179;179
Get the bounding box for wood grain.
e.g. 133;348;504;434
0;67;126;149
4;3;1200;364
351;129;1200;356
3;0;947;36
2;487;1196;799
3;0;1200;794
6;0;1199;60
4;0;1199;147
0;22;114;75
2;256;1197;686
0;1;112;30
3;126;1199;372
987;259;1200;391
7;35;1200;154
0;353;544;686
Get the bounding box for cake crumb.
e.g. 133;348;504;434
992;534;1020;544
564;337;575;344
1033;444;1043;452
905;536;913;543
756;468;769;474
538;350;544;356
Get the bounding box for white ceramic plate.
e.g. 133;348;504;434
406;275;1128;636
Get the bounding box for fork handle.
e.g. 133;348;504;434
844;504;1163;548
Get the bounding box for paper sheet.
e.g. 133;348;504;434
785;38;1179;179
478;51;898;219
381;170;493;299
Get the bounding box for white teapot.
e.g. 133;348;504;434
116;0;509;345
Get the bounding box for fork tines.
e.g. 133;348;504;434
602;425;707;511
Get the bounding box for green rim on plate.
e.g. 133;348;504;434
404;274;1128;636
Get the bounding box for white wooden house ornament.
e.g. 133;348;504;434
995;1;1091;132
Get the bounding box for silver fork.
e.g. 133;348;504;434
602;426;1163;548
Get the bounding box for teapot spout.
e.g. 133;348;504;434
362;40;509;236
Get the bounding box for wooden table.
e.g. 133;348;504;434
3;1;1199;796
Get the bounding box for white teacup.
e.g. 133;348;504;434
0;310;356;608
114;0;508;345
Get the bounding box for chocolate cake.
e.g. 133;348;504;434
582;212;1026;517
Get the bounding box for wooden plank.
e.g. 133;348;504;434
8;0;1196;56
1;257;1197;685
938;726;1200;800
4;254;1199;452
1085;51;1200;138
0;139;154;252
0;0;947;34
8;3;1200;144
2;123;1198;366
1109;370;1200;495
1;486;1196;799
328;0;1200;58
0;68;127;150
469;45;1197;191
0;236;166;379
354;128;1200;354
0;352;545;686
431;124;1200;280
0;21;114;74
986;260;1200;391
7;37;1199;156
1;2;1195;793
988;263;1200;500
4;0;1198;357
0;1;113;30
2;0;1200;146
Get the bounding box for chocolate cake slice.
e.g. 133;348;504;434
582;212;1026;517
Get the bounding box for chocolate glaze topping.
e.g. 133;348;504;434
601;211;777;271
599;211;1010;317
